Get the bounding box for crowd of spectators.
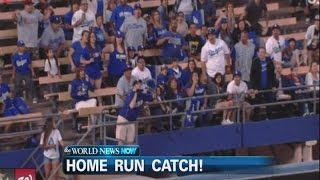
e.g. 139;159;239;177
0;0;319;136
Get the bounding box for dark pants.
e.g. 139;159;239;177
253;92;275;120
14;73;36;100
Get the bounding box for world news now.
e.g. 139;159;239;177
63;145;273;175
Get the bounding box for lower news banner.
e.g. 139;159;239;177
62;145;274;175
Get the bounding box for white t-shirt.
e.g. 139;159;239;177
44;58;59;76
71;9;96;43
305;72;320;91
201;39;230;77
177;0;194;16
265;35;285;62
40;129;62;159
132;67;152;83
227;80;248;102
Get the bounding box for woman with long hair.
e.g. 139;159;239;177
150;10;167;39
215;2;236;32
68;30;89;72
185;71;207;127
40;118;64;180
105;31;128;86
181;59;198;87
84;31;103;89
216;18;234;49
176;11;188;37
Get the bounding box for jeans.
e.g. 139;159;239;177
14;73;36;100
253;91;275;120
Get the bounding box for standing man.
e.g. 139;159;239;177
71;0;96;43
12;0;50;59
250;47;276;120
115;66;135;110
201;27;231;116
40;16;66;58
185;23;205;60
110;0;134;32
156;18;188;64
234;31;255;84
116;80;153;145
265;24;286;65
12;40;37;103
120;4;147;51
305;15;319;65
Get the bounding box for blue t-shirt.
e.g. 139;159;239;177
168;66;183;89
110;5;134;31
157;73;169;86
108;50;127;78
83;45;103;80
260;60;268;89
119;91;153;121
181;68;192;87
72;41;89;67
0;82;10;102
154;26;167;39
12;51;32;75
160;31;186;60
64;11;74;40
185;82;206;111
70;78;95;103
94;27;106;48
146;28;157;48
97;0;104;16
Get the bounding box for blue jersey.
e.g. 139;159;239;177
0;83;10;102
157;73;169;86
160;31;186;60
154;26;167;39
110;5;134;31
70;78;95;103
64;11;74;40
97;0;105;16
185;82;206;111
108;50;127;78
119;91;153;121
72;41;89;67
181;68;192;87
146;28;157;48
12;51;31;75
94;27;106;48
83;45;103;80
168;66;183;89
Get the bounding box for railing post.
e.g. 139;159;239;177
169;102;173;131
237;102;240;123
313;84;317;114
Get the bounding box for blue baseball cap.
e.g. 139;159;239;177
233;70;242;77
50;15;61;24
17;40;25;47
207;28;216;35
221;18;228;24
127;46;136;52
115;31;124;38
134;3;142;10
137;45;145;51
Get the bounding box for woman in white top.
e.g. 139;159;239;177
44;48;61;112
305;61;319;92
176;12;189;37
40;118;64;180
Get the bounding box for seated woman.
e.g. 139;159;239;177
165;77;186;129
70;68;97;128
282;38;300;68
181;59;199;88
185;71;207;127
157;65;169;86
168;58;183;89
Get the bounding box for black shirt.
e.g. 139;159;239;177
245;1;268;25
185;34;204;56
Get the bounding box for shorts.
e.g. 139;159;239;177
44;156;59;164
290;0;307;7
115;115;136;145
75;98;97;110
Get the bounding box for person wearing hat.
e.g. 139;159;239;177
116;79;153;145
305;14;320;64
115;65;135;110
71;0;96;43
105;31;128;86
40;15;66;58
12;0;51;59
110;0;134;31
225;70;253;124
12;40;38;104
265;24;285;65
131;56;152;92
200;27;231;109
120;3;147;51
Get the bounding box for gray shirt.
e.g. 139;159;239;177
40;25;65;52
235;41;255;82
16;9;43;48
120;15;147;50
115;76;135;107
